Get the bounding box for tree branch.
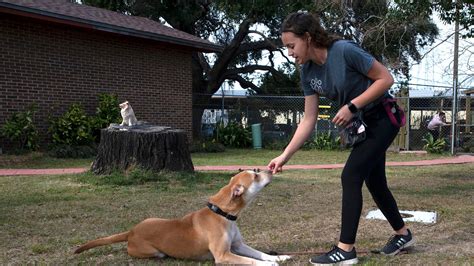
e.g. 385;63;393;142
417;31;456;62
225;65;286;79
207;17;255;91
226;74;261;92
237;38;283;54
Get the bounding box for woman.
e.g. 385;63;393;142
267;12;414;265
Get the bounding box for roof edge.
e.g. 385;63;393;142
0;2;222;53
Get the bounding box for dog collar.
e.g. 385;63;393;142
207;202;237;221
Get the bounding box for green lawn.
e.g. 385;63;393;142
0;163;472;264
0;149;448;169
190;148;447;166
0;152;93;169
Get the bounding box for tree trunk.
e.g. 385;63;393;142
91;124;194;174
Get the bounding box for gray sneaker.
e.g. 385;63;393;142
310;245;358;265
381;229;415;255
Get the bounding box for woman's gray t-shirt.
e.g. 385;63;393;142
300;40;375;107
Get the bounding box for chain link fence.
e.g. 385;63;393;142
194;89;474;153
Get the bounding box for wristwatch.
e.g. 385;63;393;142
347;101;358;113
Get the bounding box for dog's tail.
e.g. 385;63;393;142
74;231;129;254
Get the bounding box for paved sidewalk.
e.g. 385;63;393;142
194;155;474;171
0;155;472;176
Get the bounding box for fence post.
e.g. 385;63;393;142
406;96;411;150
450;1;460;155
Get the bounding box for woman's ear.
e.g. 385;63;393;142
305;32;311;43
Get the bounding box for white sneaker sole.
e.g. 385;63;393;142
309;257;359;265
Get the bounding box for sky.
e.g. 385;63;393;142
403;13;474;97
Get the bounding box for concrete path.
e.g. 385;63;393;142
194;155;474;171
0;155;472;176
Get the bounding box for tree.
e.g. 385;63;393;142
80;0;469;136
260;0;472;90
82;0;311;136
434;0;473;39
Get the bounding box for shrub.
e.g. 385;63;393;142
1;105;39;152
303;132;340;150
422;133;446;154
49;104;94;146
214;121;251;148
91;93;121;141
461;137;474;153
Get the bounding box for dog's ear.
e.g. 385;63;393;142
232;184;245;198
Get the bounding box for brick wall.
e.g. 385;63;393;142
0;14;193;149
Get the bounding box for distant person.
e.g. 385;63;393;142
427;111;449;140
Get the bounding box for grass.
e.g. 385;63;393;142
0;152;93;169
0;155;473;264
191;148;447;166
0;148;448;169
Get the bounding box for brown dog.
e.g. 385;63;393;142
74;170;290;265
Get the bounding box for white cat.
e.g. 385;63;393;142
119;101;138;126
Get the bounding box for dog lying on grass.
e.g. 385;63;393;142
74;170;291;265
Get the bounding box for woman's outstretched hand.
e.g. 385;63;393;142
267;154;289;174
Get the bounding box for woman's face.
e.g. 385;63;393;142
281;31;309;65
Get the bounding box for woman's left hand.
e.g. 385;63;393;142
332;105;354;127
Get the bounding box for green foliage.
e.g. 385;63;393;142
461;137;474;153
77;168;226;188
303;132;340;151
80;0;461;137
90;93;121;141
81;0;130;13
433;0;473;38
49;104;94;146
1;106;39;152
214;121;251;148
97;168;168;186
259;62;300;95
79;0;473;87
422;133;446;154
94;93;121;128
189;140;226;153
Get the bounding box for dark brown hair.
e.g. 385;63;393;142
281;11;341;48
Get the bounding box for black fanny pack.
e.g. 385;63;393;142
339;113;367;148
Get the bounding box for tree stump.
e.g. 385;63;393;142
91;124;194;174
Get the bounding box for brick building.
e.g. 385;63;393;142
0;0;221;149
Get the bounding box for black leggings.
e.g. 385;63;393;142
339;108;405;244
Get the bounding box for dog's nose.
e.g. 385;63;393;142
258;170;273;178
261;170;272;175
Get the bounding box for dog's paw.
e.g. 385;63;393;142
275;255;292;262
256;261;279;266
263;255;291;263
